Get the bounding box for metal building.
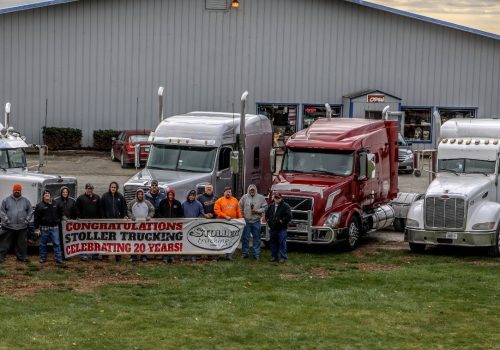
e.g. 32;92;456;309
0;0;499;149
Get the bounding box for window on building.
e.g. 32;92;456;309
218;147;232;171
257;104;298;148
401;108;432;143
206;0;227;10
365;111;382;120
253;147;260;169
438;108;476;124
303;104;341;128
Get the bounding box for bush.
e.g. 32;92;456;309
93;129;120;151
42;127;82;150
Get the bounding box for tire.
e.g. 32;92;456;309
409;242;426;253
393;218;405;232
120;152;128;169
110;148;116;161
344;216;361;251
487;229;500;257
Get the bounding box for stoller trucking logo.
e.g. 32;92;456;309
187;221;242;251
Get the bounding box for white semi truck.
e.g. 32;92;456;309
405;118;500;256
0;103;78;219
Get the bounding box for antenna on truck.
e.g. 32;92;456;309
158;86;165;123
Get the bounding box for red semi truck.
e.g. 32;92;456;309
267;117;399;249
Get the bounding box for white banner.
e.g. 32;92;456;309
62;218;246;258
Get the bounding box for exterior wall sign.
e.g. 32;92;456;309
367;94;385;103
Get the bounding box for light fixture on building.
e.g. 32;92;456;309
231;0;240;9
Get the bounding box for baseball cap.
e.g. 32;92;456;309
13;184;22;192
85;183;94;189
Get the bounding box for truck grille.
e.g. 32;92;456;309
124;185;150;202
282;196;313;221
425;196;465;229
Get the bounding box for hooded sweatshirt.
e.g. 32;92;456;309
182;191;205;218
127;189;155;220
100;185;127;218
214;194;242;219
54;186;76;219
157;189;184;218
0;194;33;230
239;184;267;223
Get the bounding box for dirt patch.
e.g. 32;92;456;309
355;263;399;272
0;259;157;298
353;240;407;258
468;261;500;267
309;267;331;279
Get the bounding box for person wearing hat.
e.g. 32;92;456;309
157;188;184;263
214;186;242;261
127;188;155;263
75;183;101;261
265;192;292;263
34;190;64;265
0;184;33;263
182;189;205;262
145;180;165;213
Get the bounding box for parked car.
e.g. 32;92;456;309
111;129;151;168
398;133;413;173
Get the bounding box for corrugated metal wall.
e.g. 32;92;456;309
0;0;499;145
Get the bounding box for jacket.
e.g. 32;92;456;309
182;199;205;218
100;191;127;218
75;193;101;219
34;200;63;228
265;200;292;232
214;196;242;219
239;184;267;223
197;193;217;216
128;197;155;220
0;195;33;230
157;199;184;218
145;191;166;211
54;186;77;219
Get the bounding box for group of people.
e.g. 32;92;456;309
0;180;292;265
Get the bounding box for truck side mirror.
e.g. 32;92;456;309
230;151;239;174
357;151;368;181
270;148;276;173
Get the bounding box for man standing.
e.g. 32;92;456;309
214;187;242;261
128;188;155;262
0;184;33;263
145;180;165;212
100;181;127;261
182;190;205;262
239;184;267;260
157;189;183;263
75;183;101;261
265;192;292;263
197;184;217;219
34;190;64;265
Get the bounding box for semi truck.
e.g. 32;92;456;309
0;103;78;229
405;118;500;256
267;115;399;249
123;91;273;201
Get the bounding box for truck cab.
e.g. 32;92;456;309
268;117;399;249
405;119;500;255
123;112;273;201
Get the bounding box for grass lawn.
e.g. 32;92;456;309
1;241;500;350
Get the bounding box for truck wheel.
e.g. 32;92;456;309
393;218;405;232
344;217;361;251
409;242;426;253
487;229;500;257
120;152;128;168
111;148;116;161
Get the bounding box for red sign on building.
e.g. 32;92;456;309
367;94;385;103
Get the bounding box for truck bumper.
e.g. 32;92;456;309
405;228;496;247
263;225;348;245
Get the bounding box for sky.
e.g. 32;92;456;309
371;0;500;35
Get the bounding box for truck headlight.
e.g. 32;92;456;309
324;212;341;227
405;218;420;228
472;222;496;230
404;153;414;161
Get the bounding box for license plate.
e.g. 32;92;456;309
143;147;150;152
445;232;458;239
296;223;308;231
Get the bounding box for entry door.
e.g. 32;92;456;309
365;111;382;120
215;146;233;197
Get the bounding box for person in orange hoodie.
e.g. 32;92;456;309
214;186;242;260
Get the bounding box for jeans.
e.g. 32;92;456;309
269;229;287;260
39;227;63;262
241;221;261;257
0;228;28;261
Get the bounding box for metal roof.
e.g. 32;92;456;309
345;0;500;41
0;0;77;14
0;0;498;41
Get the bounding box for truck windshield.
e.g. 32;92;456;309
147;144;217;172
282;149;354;176
439;158;496;175
0;148;27;169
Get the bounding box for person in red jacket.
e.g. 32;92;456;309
214;187;242;261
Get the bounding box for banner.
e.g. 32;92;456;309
62;218;246;258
